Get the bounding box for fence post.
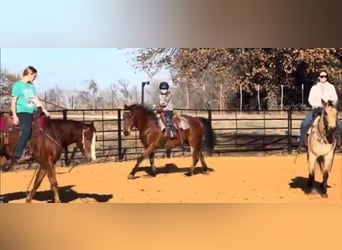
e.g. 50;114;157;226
62;109;68;166
117;109;123;161
287;107;293;154
62;109;67;121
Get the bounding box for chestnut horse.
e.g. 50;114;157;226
1;108;97;202
0;111;97;172
123;104;215;179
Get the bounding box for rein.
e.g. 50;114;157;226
40;128;63;148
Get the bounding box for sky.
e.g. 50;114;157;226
0;48;172;94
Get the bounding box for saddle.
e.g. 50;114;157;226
0;113;47;162
156;110;189;142
0;114;12;147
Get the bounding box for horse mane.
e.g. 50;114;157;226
129;104;158;121
327;100;337;108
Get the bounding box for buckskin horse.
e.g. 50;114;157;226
306;99;338;198
123;103;215;179
0;111;97;172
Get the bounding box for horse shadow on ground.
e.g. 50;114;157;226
132;163;215;179
0;185;113;203
288;176;331;196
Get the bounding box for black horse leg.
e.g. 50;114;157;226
199;151;209;174
321;171;329;198
308;172;315;190
166;148;171;158
66;147;77;166
128;146;155;180
128;155;144;179
149;152;157;177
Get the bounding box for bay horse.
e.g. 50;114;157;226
0;111;97;171
26;107;97;203
123;103;215;179
306;99;338;198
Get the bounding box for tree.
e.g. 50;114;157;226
117;79;132;104
88;80;98;109
131;48;342;110
0;71;21;110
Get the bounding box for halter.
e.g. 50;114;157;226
124;110;136;129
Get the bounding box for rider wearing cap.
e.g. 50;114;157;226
158;82;177;139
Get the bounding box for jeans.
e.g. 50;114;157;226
299;111;314;146
299;110;342;146
15;112;33;158
164;110;177;133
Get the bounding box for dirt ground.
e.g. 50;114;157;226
1;154;341;203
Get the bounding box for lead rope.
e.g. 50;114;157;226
25;126;44;196
26;165;40;196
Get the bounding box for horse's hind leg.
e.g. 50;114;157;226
185;145;200;177
199;151;209;174
149;152;157;177
307;152;316;191
26;166;46;203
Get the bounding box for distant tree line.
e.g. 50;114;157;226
2;48;341;111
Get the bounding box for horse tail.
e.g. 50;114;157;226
199;103;216;156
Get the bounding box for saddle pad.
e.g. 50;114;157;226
179;116;190;130
0;116;4;130
39;115;47;129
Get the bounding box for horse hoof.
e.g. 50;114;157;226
127;174;135;180
304;188;313;194
321;193;328;198
184;172;192;177
2;166;11;172
201;168;209;174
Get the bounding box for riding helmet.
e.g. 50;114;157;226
159;82;169;90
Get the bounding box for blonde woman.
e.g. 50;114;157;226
11;66;50;162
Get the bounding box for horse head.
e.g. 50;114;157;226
81;121;97;162
122;104;155;136
123;104;143;136
123;104;136;136
321;99;338;144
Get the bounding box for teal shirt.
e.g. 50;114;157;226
11;80;37;114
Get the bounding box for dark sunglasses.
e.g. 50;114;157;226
319;75;327;78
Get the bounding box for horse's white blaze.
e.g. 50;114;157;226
82;129;85;150
91;132;96;160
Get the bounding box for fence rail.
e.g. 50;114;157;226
38;107;317;164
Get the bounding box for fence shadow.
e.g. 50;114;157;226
0;185;113;203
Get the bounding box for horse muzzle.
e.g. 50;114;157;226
327;128;337;144
123;130;130;136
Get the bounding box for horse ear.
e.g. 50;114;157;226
124;104;128;110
